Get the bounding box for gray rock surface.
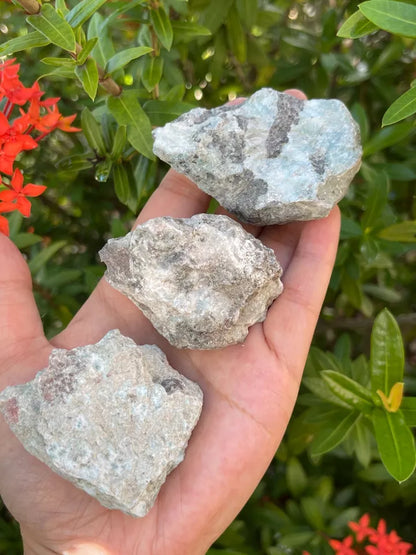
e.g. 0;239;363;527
153;88;362;225
0;330;203;517
99;214;283;349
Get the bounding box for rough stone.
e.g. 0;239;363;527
0;330;203;517
99;214;283;350
153;88;362;225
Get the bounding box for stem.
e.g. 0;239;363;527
3;99;12;117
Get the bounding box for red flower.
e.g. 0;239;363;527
0;141;21;175
329;536;358;555
0;214;9;235
0;168;46;217
349;513;374;542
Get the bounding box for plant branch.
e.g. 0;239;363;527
15;0;122;97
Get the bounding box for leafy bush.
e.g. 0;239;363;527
0;0;415;553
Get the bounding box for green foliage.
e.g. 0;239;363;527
1;0;416;552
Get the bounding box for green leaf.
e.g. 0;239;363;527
66;0;108;28
359;0;416;38
363;121;414;156
41;57;76;68
143;100;195;126
372;407;416;482
29;241;68;275
340;216;363;239
341;272;363;310
401;398;416;427
55;0;69;16
106;46;153;74
199;0;234;33
383;87;416;126
87;12;115;67
286;457;307;497
13;233;43;249
27;4;76;52
75;58;99;100
352;418;372;467
113;164;131;205
0;31;50;56
310;410;360;456
378;221;416;242
321;370;374;413
370;309;404;396
300;497;325;529
171;21;212;42
226;5;247;63
337;10;378;38
150;6;173;50
236;0;258;29
361;170;389;231
77;37;98;65
111;126;127;160
107;92;154;159
141;56;164;93
81;108;106;156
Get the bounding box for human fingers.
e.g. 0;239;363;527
0;234;50;383
262;207;341;385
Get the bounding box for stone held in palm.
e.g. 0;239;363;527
152;88;362;225
99;214;283;350
0;330;203;517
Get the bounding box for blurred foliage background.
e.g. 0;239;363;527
0;0;415;553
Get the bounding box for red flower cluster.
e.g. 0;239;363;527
0;58;80;235
303;514;415;555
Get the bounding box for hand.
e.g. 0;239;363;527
0;90;340;555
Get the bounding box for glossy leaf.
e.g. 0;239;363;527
150;7;173;50
352;419;372;467
107;92;154;160
370;309;404;395
286;457;307;497
321;370;374;413
81;108;106;156
106;46;153;74
113;164;131;205
27;4;76;52
236;0;258;29
361;170;389;231
226;5;247;63
337;10;378;38
29;241;68;274
372;407;416;482
77;38;98;65
75;58;99;100
363;121;414;156
111;126;127;161
171;22;212;42
0;31;50;56
310;410;360;456
378;220;416;242
66;0;108;28
383;87;416;126
41;57;76;68
143;100;195;126
359;0;416;38
401;398;416;427
88;12;115;67
199;0;234;33
141;56;164;92
13;233;43;249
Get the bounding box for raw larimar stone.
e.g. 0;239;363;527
0;330;203;517
153;88;362;225
99;214;283;349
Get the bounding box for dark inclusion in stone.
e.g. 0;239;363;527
153;88;362;225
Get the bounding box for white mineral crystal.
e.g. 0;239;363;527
153;88;362;225
0;330;203;517
99;214;283;350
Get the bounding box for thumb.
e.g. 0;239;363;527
0;233;48;374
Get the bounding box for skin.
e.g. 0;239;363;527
0;90;340;555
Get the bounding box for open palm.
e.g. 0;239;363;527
0;92;340;555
